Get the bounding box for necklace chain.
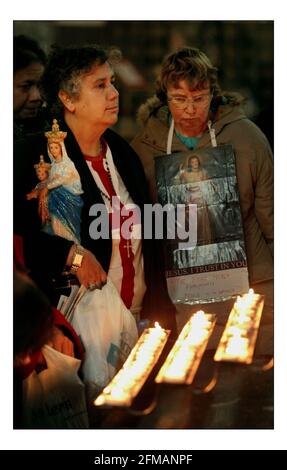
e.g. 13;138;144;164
86;140;113;204
98;157;114;204
84;141;115;205
97;141;102;155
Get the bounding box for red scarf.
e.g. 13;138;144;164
84;145;135;309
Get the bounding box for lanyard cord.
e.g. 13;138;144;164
166;118;175;154
207;120;217;147
166;117;218;153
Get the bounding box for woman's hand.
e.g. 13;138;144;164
67;245;107;290
47;326;75;357
35;327;75;370
77;249;107;289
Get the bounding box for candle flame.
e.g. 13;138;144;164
94;325;170;407
214;289;264;364
156;312;216;384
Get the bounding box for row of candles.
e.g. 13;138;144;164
95;289;264;408
95;322;170;407
156;311;216;384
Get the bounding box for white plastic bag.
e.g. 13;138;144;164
71;278;138;394
22;345;89;428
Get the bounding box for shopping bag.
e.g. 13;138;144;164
22;345;89;428
71;278;138;394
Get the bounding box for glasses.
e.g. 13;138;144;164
167;93;211;110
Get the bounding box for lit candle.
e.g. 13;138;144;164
156;311;216;384
224;333;249;358
95;323;170;407
214;289;264;364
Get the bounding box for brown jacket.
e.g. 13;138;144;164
131;95;274;285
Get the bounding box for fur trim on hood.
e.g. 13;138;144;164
136;96;163;125
136;92;246;126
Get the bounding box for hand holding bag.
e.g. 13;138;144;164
71;278;138;395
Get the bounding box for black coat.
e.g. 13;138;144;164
14;126;176;331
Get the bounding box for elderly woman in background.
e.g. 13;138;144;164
131;46;273;304
13;35;48;139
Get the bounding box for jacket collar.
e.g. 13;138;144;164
137;93;247;153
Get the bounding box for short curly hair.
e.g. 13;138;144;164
40;44;121;115
156;46;221;104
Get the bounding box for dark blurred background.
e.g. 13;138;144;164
14;20;273;144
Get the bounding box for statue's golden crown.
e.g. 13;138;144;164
45;119;67;143
34;155;51;171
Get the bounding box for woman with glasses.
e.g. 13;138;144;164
131;46;273;320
